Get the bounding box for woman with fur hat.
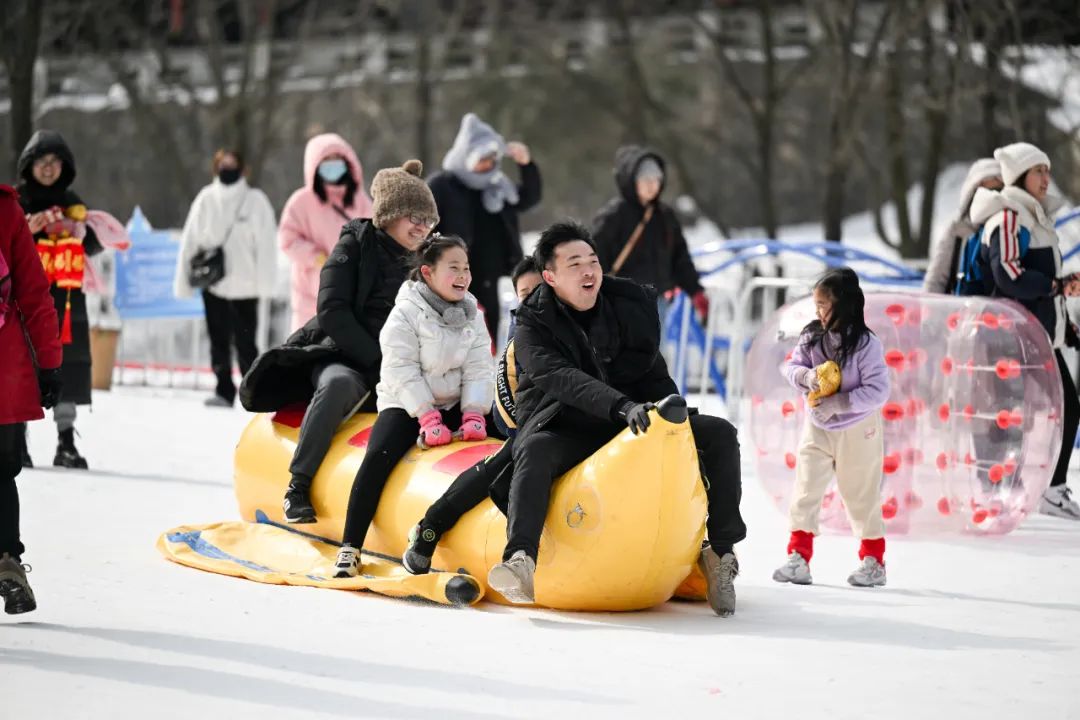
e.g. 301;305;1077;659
972;141;1080;519
923;158;1002;294
279;133;373;331
428;113;542;341
238;159;441;524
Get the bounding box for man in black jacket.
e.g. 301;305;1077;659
486;221;746;616
428;113;542;341
239;159;440;523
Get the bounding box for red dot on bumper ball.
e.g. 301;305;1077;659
885;304;906;325
995;359;1021;380
996;410;1012;430
937;497;951;515
940;357;954;375
882;402;905;421
938;403;951;422
781;401;795;418
904;448;924;465
784;350;794;362
785;453;797;469
989;464;1005;483
885;350;906;370
883;453;901;474
936;452;950;470
982;313;999;330
964;452;975;466
1010;411;1023;427
972;509;988;524
903;490;923;508
882;498;899;519
1003;459;1017;475
908;348;927;367
907;397;926;416
947;312;961;331
998;314;1013;330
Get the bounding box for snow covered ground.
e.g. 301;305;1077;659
3;387;1080;719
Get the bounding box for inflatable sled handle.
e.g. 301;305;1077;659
656;395;689;424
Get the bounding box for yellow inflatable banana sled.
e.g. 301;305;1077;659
159;397;709;611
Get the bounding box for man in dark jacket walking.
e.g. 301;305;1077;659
239;159;440;524
592;145;708;321
486;221;746;616
428;113;542;341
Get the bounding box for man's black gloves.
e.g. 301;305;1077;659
617;400;655;435
38;367;63;409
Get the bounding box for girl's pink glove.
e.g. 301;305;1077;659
418;410;452;449
458;412;487;442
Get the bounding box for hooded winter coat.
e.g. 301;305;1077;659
427;115;541;288
16;130;102;406
279;134;373;331
972;185;1070;348
239;219;410;412
375;280;494;417
0;185;62;425
174;175;278;301
591;146;702;296
923;158;1001;294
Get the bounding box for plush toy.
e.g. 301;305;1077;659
807;360;841;407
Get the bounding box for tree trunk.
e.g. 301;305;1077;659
2;0;46;170
822;112;846;242
884;47;913;256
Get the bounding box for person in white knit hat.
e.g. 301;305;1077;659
969;141;1080;519
923;158;1002;294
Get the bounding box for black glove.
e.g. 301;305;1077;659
617;400;655;435
38;367;63;410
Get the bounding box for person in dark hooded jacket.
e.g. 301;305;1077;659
16;130;102;469
482;221;746;617
592;146;707;322
239;159;439;524
428;113;542;341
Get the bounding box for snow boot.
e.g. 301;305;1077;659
0;553;36;615
847;556;887;587
699;547;738;617
204;394;232;408
283;474;316;524
402;522;439;575
1039;485;1080;520
487;550;536;604
333;545;360;578
53;428;88;469
773;551;813;585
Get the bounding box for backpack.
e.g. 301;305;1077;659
953;225;1031;297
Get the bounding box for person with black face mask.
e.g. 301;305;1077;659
174;149;278;407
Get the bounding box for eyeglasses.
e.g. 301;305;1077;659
33;156;61;169
408;215;436;229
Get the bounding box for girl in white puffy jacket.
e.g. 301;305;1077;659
334;234;494;577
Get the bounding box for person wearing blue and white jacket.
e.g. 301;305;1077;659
973;141;1080;519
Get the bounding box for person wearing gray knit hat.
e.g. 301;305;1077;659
370;159;439;231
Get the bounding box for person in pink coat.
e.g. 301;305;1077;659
279;133;373;331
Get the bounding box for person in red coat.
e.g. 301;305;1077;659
0;184;63;615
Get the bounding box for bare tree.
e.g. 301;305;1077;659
695;0;817;238
812;0;894;243
1;0;49;170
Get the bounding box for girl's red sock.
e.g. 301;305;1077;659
859;537;886;564
787;530;814;562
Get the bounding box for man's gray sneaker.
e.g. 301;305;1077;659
1039;485;1080;520
847;556;886;587
773;551;813;585
698;548;738;617
0;553;37;615
487;550;536;604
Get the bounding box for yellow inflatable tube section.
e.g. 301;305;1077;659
234;396;708;611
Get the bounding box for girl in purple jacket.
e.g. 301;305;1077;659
775;268;891;587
